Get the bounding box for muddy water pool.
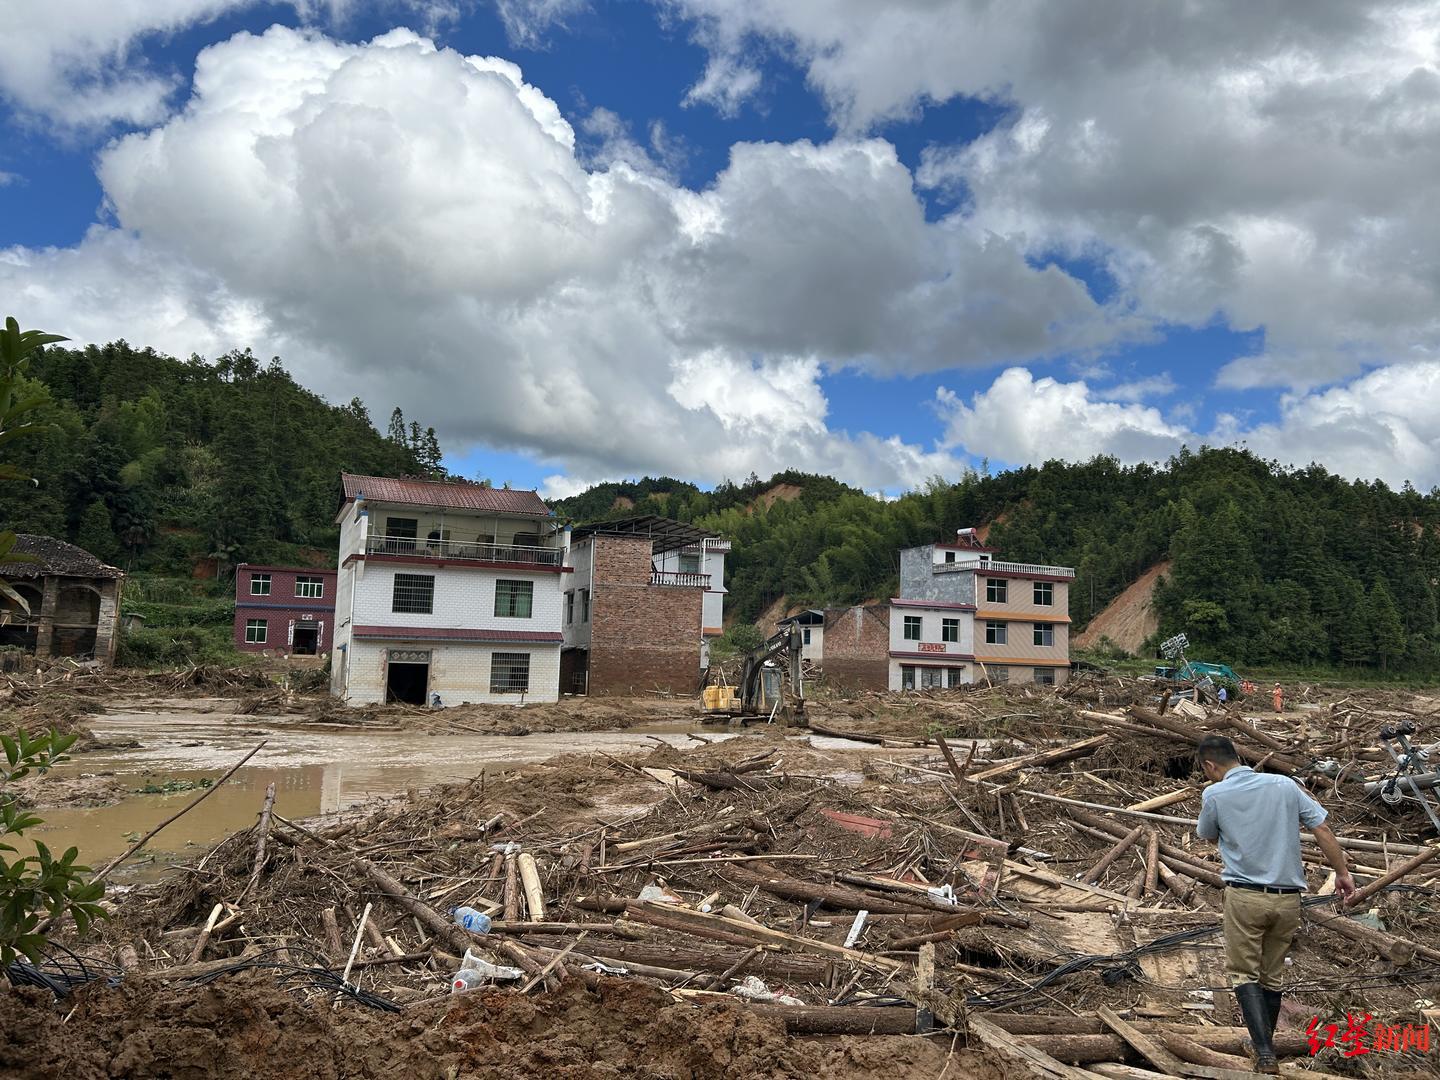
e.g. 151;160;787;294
33;706;745;877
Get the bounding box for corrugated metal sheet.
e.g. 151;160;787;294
341;473;551;517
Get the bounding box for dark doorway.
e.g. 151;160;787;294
386;661;429;704
292;624;319;656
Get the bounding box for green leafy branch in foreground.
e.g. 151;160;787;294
0;728;108;966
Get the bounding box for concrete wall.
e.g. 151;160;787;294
589;535;702;695
899;546;976;605
350;564;563;633
343;639;561;705
820;605;890;691
976;576;1070;617
562;540;594;650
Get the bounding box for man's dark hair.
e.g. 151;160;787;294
1197;735;1240;767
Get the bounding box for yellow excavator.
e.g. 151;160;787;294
703;624;806;722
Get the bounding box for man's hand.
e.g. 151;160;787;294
1333;870;1357;908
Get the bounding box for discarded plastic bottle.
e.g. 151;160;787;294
452;907;492;934
451;969;488;993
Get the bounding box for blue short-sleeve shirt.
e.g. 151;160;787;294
1196;766;1327;889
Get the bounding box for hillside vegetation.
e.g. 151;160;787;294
4;336;1438;675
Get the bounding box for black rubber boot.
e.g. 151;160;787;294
1236;983;1280;1074
1262;986;1283;1039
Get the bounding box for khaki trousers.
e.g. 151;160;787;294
1222;887;1301;989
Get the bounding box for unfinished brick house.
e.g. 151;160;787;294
775;605;890;691
561;517;727;695
0;534;122;666
233;564;337;656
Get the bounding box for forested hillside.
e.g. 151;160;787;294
558;451;1440;674
4;335;1438;675
0;340;437;571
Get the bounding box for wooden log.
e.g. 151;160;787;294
518;852;546;921
972;1017;1094;1080
1016;1033;1312;1063
624;900;905;971
933;734;972;784
1127;788;1196;812
239;782;277;903
807;721;890;745
573;894;628;914
187;903;226;965
727;865;959;915
321;907;344;960
1302;907;1415;965
1071;812;1226;888
356;858;474;957
503;849;521;922
497;940;561;993
1143;829;1161;895
1081;825;1145;884
1225;715;1289;753
738;1004;921;1035
1164;1033;1252;1072
1156;863;1195;903
1097;1005;1190;1077
967;734;1110;782
117;944;140;971
704;944;764;990
719;904;761;925
1129;705;1302;774
1349;844;1439;907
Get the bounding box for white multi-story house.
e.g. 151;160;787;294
889;528;1075;690
330;473;569;705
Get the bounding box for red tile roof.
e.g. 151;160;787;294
352;625;563;643
341;474;551;517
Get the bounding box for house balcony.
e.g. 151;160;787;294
935;558;1075;579
650;570;711;588
364;534;564;567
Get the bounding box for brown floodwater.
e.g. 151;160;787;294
31;706;743;878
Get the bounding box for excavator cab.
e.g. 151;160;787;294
703;624;806;722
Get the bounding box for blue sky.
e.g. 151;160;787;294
3;1;1437;496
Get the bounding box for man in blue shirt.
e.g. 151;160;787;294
1196;735;1355;1074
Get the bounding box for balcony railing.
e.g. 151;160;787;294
935;557;1074;578
366;534;564;566
650;570;711;588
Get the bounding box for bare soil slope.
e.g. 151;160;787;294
1073;560;1170;653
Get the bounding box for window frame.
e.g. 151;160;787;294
1034;668;1057;686
943;550;956;563
1034;623;1054;647
244;618;268;644
901;665;916;690
295;575;324;599
1033;581;1054;606
986;578;1007;604
490;651;531;694
902;615;922;641
941;618;959;643
991;667;1010;685
678;553;701;575
581;588;590;623
494;579;534;619
565;590;574;626
985;620;1007;645
391;573;435;615
250;573;271;597
801;626;811;645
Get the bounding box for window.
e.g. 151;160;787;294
679;553;701;574
495;579;534;618
901;665;916;690
581;589;591;622
386;517;418;552
1034;668;1057;686
295;575;324;599
944;550;956;563
947;667;965;688
1034;623;1054;647
903;615;922;641
392;573;434;614
1034;581;1054;606
250;573;271;596
802;627;811;645
244;619;268;643
985;621;1007;645
565;591;574;625
991;667;1010;685
491;652;531;693
920;667;944;689
986;578;1007;604
942;618;959;643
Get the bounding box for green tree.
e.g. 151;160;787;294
1366;577;1406;671
75;498;118;561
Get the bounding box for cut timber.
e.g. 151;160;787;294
1348;844;1439;907
356;858;474;956
1127;789;1196;813
1097;1005;1191;1076
727;864;962;914
968;735;1110;783
731;1004;921;1036
970;1016;1095;1080
239;782;277;903
624;900;905;971
544;939;832;982
1081;825;1145;884
518;852;546;921
1302;907;1415;965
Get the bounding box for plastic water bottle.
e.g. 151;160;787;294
452;907;492;934
451;969;487;993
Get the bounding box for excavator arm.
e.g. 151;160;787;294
737;624;805;717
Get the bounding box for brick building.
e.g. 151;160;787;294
329;473;567;705
0;535;122;666
233;564;337;655
819;605;891;690
561;517;727;695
